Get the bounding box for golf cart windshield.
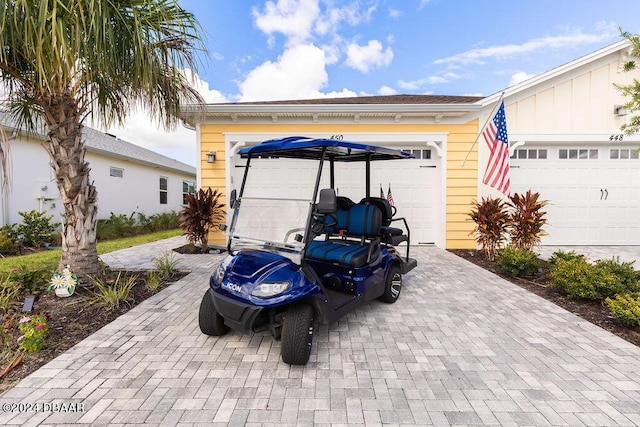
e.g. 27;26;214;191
229;137;413;264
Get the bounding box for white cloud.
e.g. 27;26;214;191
389;8;401;19
345;40;394;73
434;25;617;66
509;71;536;86
252;0;321;46
378;85;397;95
238;44;331;101
397;72;461;90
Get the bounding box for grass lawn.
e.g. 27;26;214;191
0;229;183;273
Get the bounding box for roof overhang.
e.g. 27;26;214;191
181;102;484;125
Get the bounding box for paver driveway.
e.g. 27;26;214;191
1;239;640;426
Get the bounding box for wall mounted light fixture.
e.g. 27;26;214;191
207;151;217;163
614;105;628;116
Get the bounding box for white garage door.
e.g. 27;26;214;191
231;147;440;245
510;145;640;245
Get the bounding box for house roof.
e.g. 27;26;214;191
0;112;195;176
82;127;195;176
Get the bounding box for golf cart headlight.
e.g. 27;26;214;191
252;281;291;298
212;263;226;286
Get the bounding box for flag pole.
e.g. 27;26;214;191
461;91;505;167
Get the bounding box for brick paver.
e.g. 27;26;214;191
1;238;640;425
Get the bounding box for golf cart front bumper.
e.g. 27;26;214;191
209;289;263;333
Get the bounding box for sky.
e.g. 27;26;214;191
102;0;640;166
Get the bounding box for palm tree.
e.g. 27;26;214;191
0;0;205;277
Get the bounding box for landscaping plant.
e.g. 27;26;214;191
496;246;540;277
468;197;510;261
90;272;138;310
507;190;548;250
180;188;225;253
550;256;640;300
154;252;179;279
0;275;20;316
17;314;49;353
606;292;640;328
145;270;161;291
5;210;60;249
548;250;585;268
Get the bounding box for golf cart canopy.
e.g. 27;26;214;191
238;136;414;162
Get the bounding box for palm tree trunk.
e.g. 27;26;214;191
43;95;100;278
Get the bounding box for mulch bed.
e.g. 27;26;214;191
0;270;187;393
449;249;640;348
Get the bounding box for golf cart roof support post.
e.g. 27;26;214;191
239;155;252;199
365;153;371;198
329;156;335;190
228;155;253;254
303;147;328;249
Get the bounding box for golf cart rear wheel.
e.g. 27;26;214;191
281;304;315;365
379;265;402;303
199;291;230;336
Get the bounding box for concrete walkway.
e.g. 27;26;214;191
1;240;640;425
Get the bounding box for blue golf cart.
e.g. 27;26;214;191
199;136;417;365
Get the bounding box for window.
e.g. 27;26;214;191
401;149;431;159
109;167;124;178
610;148;640;160
559;148;598;160
159;177;168;205
182;181;195;204
510;149;547;159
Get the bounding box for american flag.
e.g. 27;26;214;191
387;185;394;206
380;184;385;199
482;101;510;195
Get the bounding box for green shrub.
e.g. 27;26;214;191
97;211;181;240
548;250;585;268
550;256;640;300
497;246;540;277
0;228;16;254
9;210;60;248
594;257;640;296
606;292;640;328
550;258;600;300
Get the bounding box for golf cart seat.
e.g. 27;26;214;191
306;203;382;267
360;197;408;246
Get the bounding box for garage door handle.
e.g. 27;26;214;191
419;165;437;168
605;189;609;200
600;189;604;200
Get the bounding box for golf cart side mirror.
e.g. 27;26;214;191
230;189;237;209
316;188;337;214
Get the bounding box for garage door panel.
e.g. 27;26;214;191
511;145;640;245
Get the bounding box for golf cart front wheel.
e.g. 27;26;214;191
379;265;402;303
281;304;315;365
199;291;230;336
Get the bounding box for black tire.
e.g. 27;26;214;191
198;291;230;336
379;265;402;303
281;304;315;365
